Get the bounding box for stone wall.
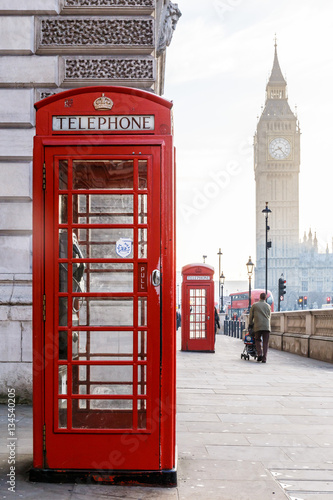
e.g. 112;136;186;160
270;309;333;363
0;0;181;401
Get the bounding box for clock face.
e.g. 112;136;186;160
269;137;291;160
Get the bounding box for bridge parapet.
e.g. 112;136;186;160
270;309;333;363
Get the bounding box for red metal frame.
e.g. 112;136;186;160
181;264;215;353
32;86;176;484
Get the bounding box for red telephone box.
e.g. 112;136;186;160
181;264;215;353
31;86;176;485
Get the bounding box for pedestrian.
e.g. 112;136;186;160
214;307;220;336
248;292;271;363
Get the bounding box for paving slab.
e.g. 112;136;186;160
2;333;333;499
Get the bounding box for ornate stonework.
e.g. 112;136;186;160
157;1;181;54
38;17;154;51
64;0;154;6
63;57;154;81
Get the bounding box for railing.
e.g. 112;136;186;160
223;320;246;339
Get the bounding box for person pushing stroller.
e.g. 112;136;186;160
248;292;271;363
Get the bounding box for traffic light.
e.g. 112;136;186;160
298;296;303;304
304;296;307;306
278;277;287;300
327;297;331;304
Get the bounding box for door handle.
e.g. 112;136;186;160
152;269;160;287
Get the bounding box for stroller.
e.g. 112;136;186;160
241;326;258;361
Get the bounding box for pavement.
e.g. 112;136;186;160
1;331;333;499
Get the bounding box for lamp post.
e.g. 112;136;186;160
220;271;225;313
217;248;223;312
262;202;272;297
246;256;254;312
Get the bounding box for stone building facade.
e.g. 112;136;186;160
0;0;181;400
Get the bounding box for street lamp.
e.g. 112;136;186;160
262;202;272;297
246;256;254;312
203;255;207;263
217;248;223;312
220;271;225;313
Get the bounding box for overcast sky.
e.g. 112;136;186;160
163;0;333;281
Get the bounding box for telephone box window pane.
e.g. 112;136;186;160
59;263;68;292
75;331;133;361
138;364;146;395
59;229;68;258
83;263;133;293
72;365;133;395
138;399;147;429
59;331;67;359
59;298;68;326
59;160;68;190
59;194;68;224
138;160;147;190
138;298;147;326
77;298;133;326
138;228;147;258
58;399;67;429
72;400;133;429
76;194;134;224
78;228;133;259
138;194;147;224
138;331;147;360
58;366;67;395
73;160;134;190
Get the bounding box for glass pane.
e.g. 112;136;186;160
59;331;67;359
138;194;147;224
58;366;67;394
59;297;68;326
59;194;68;224
59;229;68;258
138;364;146;395
138;228;147;258
73;160;134;190
73;365;133;395
72;400;133;429
76;297;133;326
75;194;134;224
58;399;67;428
138;331;147;360
138;160;147;190
78;228;134;260
59;263;68;292
75;331;133;361
138;399;147;429
59;160;68;190
83;263;133;293
138;298;147;326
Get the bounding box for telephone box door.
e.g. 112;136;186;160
43;145;161;469
183;284;214;352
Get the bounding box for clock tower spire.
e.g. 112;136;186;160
254;41;300;308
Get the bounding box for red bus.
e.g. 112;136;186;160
228;289;274;318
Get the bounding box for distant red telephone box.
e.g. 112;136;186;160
31;86;176;486
181;264;215;352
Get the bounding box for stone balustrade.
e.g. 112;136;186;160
270;309;333;363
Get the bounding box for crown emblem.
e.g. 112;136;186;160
93;93;113;111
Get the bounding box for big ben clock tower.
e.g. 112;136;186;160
254;41;300;307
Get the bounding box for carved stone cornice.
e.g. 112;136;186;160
36;16;155;55
60;0;155;15
60;56;155;87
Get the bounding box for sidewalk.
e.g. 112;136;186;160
1;332;333;499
